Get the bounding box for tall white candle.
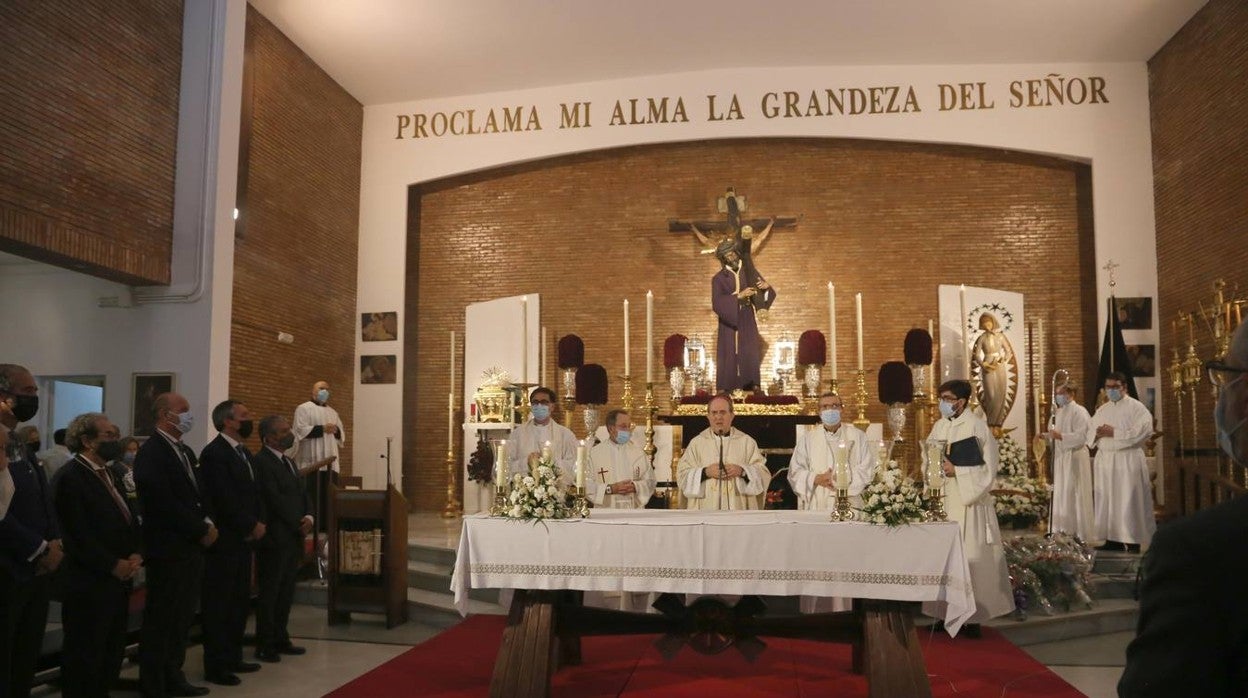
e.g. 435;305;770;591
496;440;508;488
575;440;586;489
646;290;654;383
1036;318;1045;432
623;299;631;375
958;285;969;379
450;330;456;398
828;282;837;379
855;293;864;371
521;296;529;384
927;318;936;394
540;326;547;387
447;392;455;446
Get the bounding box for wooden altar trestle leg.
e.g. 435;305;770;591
858;600;932;698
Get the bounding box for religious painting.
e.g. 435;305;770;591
1126;344;1156;377
131;373;175;438
1141;386;1157;416
360;354;398;384
361;311;398;341
1115;297;1152;330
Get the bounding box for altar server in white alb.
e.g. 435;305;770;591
1088;372;1156;553
507;387;578;484
677;395;770;510
927;379;1014;631
587;409;655;509
1047;380;1098;544
293;380;345;469
789;393;874;511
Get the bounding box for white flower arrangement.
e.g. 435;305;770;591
993;434;1052;527
504;455;572;521
859;460;928;527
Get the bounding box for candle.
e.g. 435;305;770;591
521;297;529;384
1036;318;1045;434
646;290;654;383
855;293;864;371
623;299;631;375
836;461;850;490
542;440;552;460
540;326;547;387
927;319;935;395
496;440;508;488
575;440;586;489
450;330;456;398
447;392;455;446
828;283;837;380
959;285;969;379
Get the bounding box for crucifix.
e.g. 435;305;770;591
1103;259;1119;289
668;186;799;258
596;467;611;484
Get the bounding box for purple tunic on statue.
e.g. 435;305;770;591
712;265;777;392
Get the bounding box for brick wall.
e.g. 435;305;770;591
228;7;362;471
0;0;182;285
403;138;1096;511
1150;0;1248;514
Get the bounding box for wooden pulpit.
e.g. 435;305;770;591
326;483;408;628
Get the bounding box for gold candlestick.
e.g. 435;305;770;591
621;374;635;412
828;377;839;396
852;370;870;431
441;448;462;518
829;488;856;522
571;485;590;518
643;383;658;466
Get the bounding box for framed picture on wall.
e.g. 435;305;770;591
361;312;398;341
360;355;398;384
1126;344;1156;377
1114;297;1152;330
132;373;175;438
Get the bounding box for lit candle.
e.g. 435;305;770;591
496;440;508;488
540;326;547;387
623;299;631;376
575;440;586;489
959;285;969;379
836;461;850;490
646;290;654;384
828;282;837;380
521;297;529;384
855;293;864;371
542;440;552;460
927;318;935;395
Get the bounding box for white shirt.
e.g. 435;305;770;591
292;400;345;469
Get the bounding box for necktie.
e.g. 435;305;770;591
283;455;298;479
89;463;131;524
173;443;197;490
236;445;254;480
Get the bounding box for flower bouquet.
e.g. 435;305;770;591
993;434;1051;529
504;454;572;522
1004;532;1095;619
860;460;928;527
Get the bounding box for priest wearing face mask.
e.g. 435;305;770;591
198;400;265;686
676;394;770;510
789;392;874;511
1119;322;1248;698
1046;381;1097;544
1087;371;1155;553
506;387;578;483
134;392;217;698
293;381;342;524
924;379;1014;633
587;409;654;509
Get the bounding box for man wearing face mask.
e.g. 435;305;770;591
506;387;578;483
0;363;63;698
55;412;142;698
1047;381;1098;544
1119;322;1248;697
134;392;216;698
924;380;1014;634
198;400;265;686
252;416;312;663
293;381;342;537
1088;371;1156;553
789;392;874;512
587;409;654;509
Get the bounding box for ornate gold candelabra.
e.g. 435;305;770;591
923;441;948;521
621;374;635;412
1169;348;1185;454
827;377;839;397
829;488;856;522
570;485;590;518
852;370;870;431
1182;312;1203;470
489;441;509;516
642;382;658;466
829;441;857;521
441;447;462;518
1034;391;1049;486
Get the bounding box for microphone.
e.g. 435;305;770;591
717;430;726;510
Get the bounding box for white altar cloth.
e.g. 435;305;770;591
451;510;977;633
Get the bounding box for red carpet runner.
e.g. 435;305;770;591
325;616;1082;697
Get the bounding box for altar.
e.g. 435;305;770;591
451;510;975;697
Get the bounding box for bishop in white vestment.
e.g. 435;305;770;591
506;388;578;484
1088;374;1156;548
587;410;655;509
1048;382;1097;543
677;396;770;510
926;380;1014;625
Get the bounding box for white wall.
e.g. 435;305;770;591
352;62;1161;489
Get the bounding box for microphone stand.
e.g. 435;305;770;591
717;431;726;511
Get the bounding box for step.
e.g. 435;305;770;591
1090;573;1138;600
292;578;506;629
986;598;1138;646
408;560;499;604
408;542;457;567
1091;550;1142;576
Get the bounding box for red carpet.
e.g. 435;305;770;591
325;616;1081;697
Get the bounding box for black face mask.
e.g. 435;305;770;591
96;440;124;462
9;395;38;423
27;442;40;456
277;434;295;450
237;420;254;440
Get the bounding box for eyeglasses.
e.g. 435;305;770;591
938;395;959;403
1206;360;1248;387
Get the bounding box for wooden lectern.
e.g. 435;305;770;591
326;484;408;628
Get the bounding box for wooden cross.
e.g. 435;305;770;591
597;467;610;483
668;186;798;256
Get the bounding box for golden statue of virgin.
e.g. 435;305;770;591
971;312;1017;427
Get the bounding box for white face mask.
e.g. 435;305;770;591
938;401;956;419
1055;394;1070;408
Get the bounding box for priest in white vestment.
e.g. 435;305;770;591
926;379;1014;629
677;395;770;510
1047;381;1098;543
1088;372;1156;551
788;392;873;612
506;387;578;485
292;380;345;469
587;409;655;509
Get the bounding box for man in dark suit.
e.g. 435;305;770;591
252;415;312;662
198;400;265;685
0;363;63;698
1119;323;1248;696
55;412;142;698
134;392;216;698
